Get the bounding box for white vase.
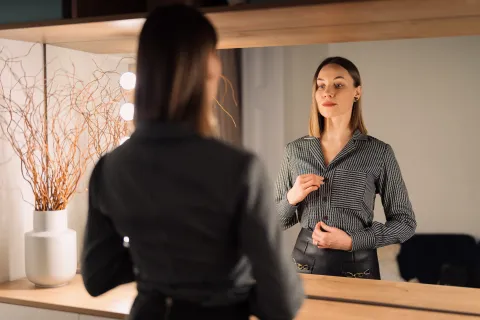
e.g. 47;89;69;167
25;210;77;288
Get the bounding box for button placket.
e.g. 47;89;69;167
321;173;331;205
321;172;331;222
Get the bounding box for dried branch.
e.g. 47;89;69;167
214;74;238;127
0;44;129;211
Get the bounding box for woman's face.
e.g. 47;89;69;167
315;63;361;120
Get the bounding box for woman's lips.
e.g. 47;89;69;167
322;101;337;107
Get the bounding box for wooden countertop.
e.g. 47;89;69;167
302;274;480;316
0;275;479;319
0;276;134;318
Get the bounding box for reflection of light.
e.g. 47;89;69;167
109;18;145;30
120;72;136;90
123;236;130;248
119;137;130;145
120;102;134;121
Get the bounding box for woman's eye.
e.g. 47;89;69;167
317;84;325;90
334;83;344;88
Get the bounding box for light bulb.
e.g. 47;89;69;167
119;136;130;145
119;72;136;90
120;102;134;121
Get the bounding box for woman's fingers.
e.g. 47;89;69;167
300;175;324;188
304;185;319;194
301;179;321;189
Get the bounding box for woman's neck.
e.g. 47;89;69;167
321;117;353;142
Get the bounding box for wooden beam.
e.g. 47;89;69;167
0;0;479;54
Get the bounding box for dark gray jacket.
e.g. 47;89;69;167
81;122;304;319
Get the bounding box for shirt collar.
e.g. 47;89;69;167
352;129;368;141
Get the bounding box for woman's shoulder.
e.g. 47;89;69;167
361;134;394;153
199;138;268;177
203;137;256;162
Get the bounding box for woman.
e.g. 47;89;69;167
81;5;303;320
275;56;417;279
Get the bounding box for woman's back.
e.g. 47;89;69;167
82;122;304;318
95;122;255;300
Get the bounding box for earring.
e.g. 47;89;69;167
354;97;359;102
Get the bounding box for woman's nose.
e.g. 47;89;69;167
323;87;334;97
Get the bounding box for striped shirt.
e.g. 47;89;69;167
274;129;417;251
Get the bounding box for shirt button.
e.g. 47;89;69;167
323;177;329;183
322;196;328;202
323;216;328;221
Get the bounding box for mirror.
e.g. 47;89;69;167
242;35;480;288
1;31;478;289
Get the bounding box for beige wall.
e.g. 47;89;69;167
283;44;328;142
243;35;480;251
0;40;42;283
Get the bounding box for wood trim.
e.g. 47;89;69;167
0;0;479;53
217;16;480;48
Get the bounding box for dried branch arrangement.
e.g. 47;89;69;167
0;44;129;211
0;43;238;212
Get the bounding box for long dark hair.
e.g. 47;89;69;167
309;56;367;137
134;5;218;135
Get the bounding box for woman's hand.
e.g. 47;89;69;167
312;222;353;251
286;174;324;206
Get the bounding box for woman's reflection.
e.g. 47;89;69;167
274;56;417;279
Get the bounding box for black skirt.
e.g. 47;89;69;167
292;228;381;280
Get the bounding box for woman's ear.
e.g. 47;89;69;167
355;85;363;100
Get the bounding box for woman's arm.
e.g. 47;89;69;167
274;145;299;229
81;156;135;297
347;144;417;251
239;156;304;320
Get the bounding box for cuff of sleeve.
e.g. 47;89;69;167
347;228;376;251
277;198;298;227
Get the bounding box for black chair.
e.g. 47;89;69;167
397;234;479;288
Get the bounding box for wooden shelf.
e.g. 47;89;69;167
0;0;479;54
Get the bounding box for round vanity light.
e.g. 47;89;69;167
119;72;136;90
120;102;134;121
